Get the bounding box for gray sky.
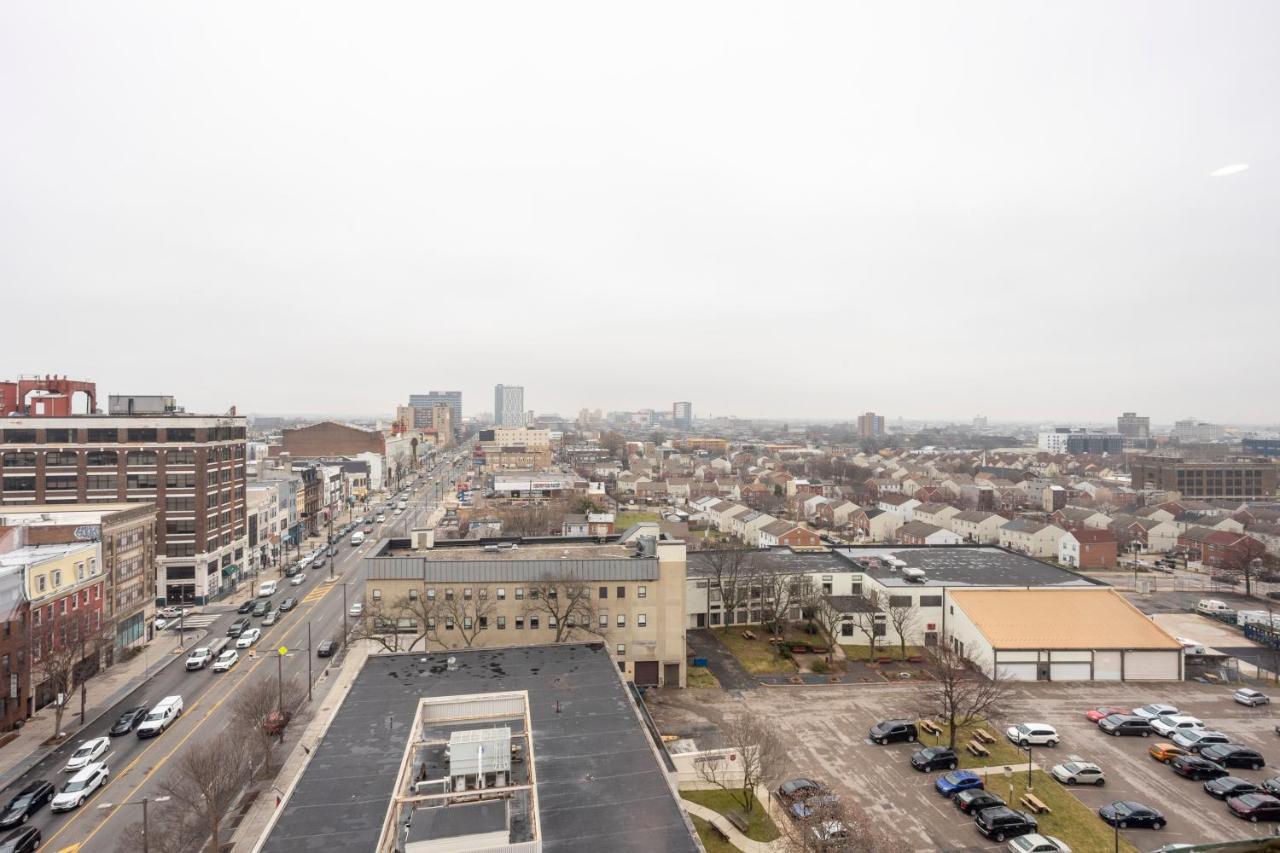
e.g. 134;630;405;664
3;2;1277;424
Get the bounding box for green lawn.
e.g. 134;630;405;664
615;511;661;529
714;630;798;674
686;665;720;688
913;719;1026;769
839;643;926;662
690;815;739;853
680;790;779;842
991;771;1137;853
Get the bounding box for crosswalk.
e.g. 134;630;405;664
164;614;219;630
302;586;330;604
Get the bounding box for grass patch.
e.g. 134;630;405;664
686;665;720;688
714;630;798;675
680;790;779;842
615;511;661;529
839;643;926;662
987;770;1137;853
690;815;739;853
913;720;1027;769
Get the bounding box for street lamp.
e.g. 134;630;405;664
99;795;170;853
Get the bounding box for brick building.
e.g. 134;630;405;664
280;422;386;459
1130;455;1277;501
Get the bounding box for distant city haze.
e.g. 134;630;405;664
2;2;1277;421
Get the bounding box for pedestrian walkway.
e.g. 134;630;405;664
679;786;783;853
687;629;759;691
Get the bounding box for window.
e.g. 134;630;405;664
37;576;47;594
45;476;78;491
616;643;625;657
126;450;157;466
888;595;913;608
549;615;558;629
463;588;472;600
445;588;454;601
463;617;473;630
126;428;157;443
478;587;488;599
599;586;608;599
515;587;524;600
2;430;36;444
86;475;117;491
638;613;647;627
709;611;722;626
497;616;506;629
427;617;436;629
478;616;487;628
445;618;455;630
617;614;626;628
44;428;72;443
76;562;85;581
920;595;942;607
515;616;524;630
1;451;35;467
2;476;36;491
427;588;436;600
497;588;506;600
45;450;78;467
52;570;62;587
617;586;626;598
638;585;647;599
372;589;382;600
167;450;196;465
529;616;539;629
599;613;608;629
87;428;118;443
408;588;419;600
126;474;157;490
166;428;196;442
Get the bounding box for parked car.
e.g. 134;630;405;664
1228;793;1280;822
63;737;109;772
869;719;918;745
348;602;364;617
0;781;54;829
1200;744;1266;771
1205;776;1260;800
317;639;337;657
1151;716;1205;738
108;706;148;737
236;628;262;649
1086;706;1129;723
974;806;1038;842
1006;723;1059;747
1098;801;1166;830
1099;715;1152;737
1261;776;1280;797
935;770;984;798
1050;760;1105;786
1148;742;1188;764
212;650;239;672
954;789;1005;815
1173;729;1231;752
1008;834;1071;853
0;826;41;853
776;778;826;804
237;600;255;614
1170;754;1229;780
911;747;958;772
1133;703;1180;721
279;597;297;612
808;820;849;848
789;794;840;821
50;764;108;812
1234;688;1270;707
157;606;190;620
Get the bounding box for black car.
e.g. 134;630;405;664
0;782;53;829
279;597;297;613
0;826;40;853
776;778;826;803
316;639;337;658
1206;776;1260;800
954;789;1005;815
1201;745;1266;771
1171;754;1229;780
227;617;251;638
284;564;301;577
973;806;1037;842
869;720;918;745
1262;776;1280;797
911;747;958;772
1098;714;1152;737
253;600;274;618
237;599;255;614
108;706;148;737
1098;801;1166;830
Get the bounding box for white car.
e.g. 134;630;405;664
290;573;305;586
1133;703;1179;721
185;647;214;670
63;737;109;772
1234;688;1270;707
1006;723;1059;747
235;628;262;649
1008;834;1072;853
348;602;364;617
212;649;239;672
51;763;108;812
1150;715;1204;737
157;606;191;620
1049;760;1105;787
375;513;386;523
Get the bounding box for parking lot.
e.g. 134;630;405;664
649;680;1280;851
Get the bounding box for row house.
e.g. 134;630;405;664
1178;528;1262;569
913;502;960;530
863;508;903;542
895;521;963;546
950;510;1006;544
1059;529;1118;569
1050;506;1113;531
756;520;822;548
999;518;1066;558
1110;516;1180;553
816;500;862;529
1172;513;1243;535
877;493;920;522
635;480;669;503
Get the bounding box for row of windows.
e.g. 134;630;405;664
385;611;652;631
396;584;649;602
2;427;246;444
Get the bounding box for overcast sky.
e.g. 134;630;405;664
3;2;1277;424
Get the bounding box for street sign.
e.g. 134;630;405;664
278;646;288;656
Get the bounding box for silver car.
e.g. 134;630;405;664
1234;688;1270;707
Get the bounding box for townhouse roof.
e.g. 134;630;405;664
897;521;946;539
1001;518;1050;534
1065;529;1116;544
952;510;1003;524
760;519;800;536
948;588;1181;650
914;502;956;516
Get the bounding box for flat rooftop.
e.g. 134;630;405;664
260;644;698;853
950;588;1182;650
687;547;849;578
382;540;640;561
834;545;1101;588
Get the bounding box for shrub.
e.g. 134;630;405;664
810;660;829;674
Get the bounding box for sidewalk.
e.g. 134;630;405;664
680;784;784;853
0;626;208;791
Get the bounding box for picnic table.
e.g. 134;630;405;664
974;728;997;745
742;630;757;640
1020;792;1052;814
966;739;990;758
918;719;943;737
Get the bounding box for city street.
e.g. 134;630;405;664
0;453;466;853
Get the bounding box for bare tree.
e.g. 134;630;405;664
522;574;605;642
499;502;564;537
920;643;1008;750
846;590;887;661
119;809;206;853
31;607;112;737
229;675;307;775
157;730;251;853
812;595;847;663
690;546;755;633
432;591;497;648
884;597;920;660
778;794;910;853
1215;537;1273;597
347;594;419;653
695;714;786;814
758;571;814;637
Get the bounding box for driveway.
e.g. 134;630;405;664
687;628;759;691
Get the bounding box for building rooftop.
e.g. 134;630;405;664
688;547;848;578
260;644;697;853
0;540;97;568
833;546;1099;588
949;588;1182;650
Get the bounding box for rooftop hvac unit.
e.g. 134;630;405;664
901;567;926;583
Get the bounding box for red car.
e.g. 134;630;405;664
1087;706;1130;723
363;525;374;534
1228;793;1280;822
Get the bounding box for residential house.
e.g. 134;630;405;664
1059;529;1118;569
949;510;1006;544
895;521;963;546
756;520;822;549
999;519;1067;558
1051;507;1113;531
877;494;921;522
913;502;961;531
864;508;904;542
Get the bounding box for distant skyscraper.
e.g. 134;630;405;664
857;411;884;439
973;415;988;431
494;384;525;427
1117;412;1150;440
409;391;462;432
672;401;692;428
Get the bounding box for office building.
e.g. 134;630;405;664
1243;438;1280;459
1117;412;1150;440
857;411;885;439
672;401;692;429
408;391;462;433
493;384;525;428
1130;455;1277;501
1038;429;1123;455
1172;419;1225;443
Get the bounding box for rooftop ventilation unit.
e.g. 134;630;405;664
902;567;927;583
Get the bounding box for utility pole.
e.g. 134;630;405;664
307;621;313;703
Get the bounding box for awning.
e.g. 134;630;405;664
221;564;240;577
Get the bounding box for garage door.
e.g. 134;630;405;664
1093;651;1122;681
634;661;660;686
996;663;1037;681
1050;662;1092;681
1123;651;1179;680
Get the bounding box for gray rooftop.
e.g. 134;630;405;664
688;547;853;578
260;644;698;853
833;546;1100;588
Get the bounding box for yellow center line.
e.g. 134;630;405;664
42;574;348;851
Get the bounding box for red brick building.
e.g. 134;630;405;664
279;422;386;458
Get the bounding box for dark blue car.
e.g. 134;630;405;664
935;770;984;797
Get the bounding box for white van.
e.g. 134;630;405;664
1196;599;1233;617
350;531;366;546
258;580;278;598
137;695;183;738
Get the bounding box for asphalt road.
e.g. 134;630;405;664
0;450;469;852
